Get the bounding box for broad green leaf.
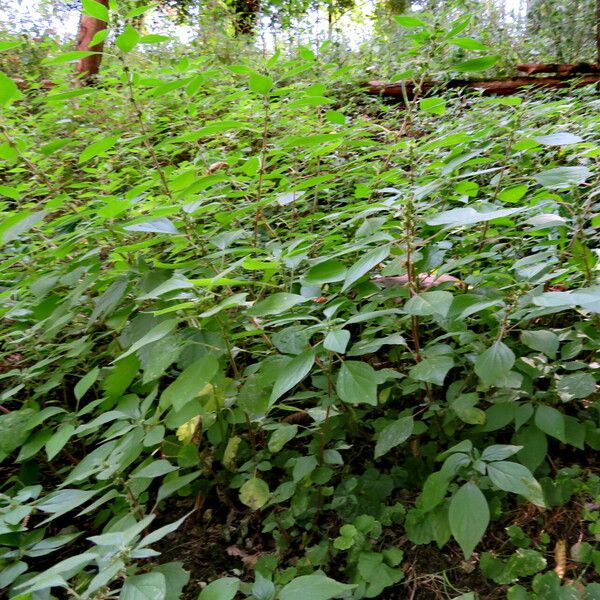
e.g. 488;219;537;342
534;405;566;442
419;471;449;512
534;166;591;189
239;478;269;510
521;330;559;359
293;455;318;482
123;218;179;234
449;482;489;558
198;577;240;600
336;361;378;406
448;37;488;50
404;291;453;317
15;553;97;594
82;0;109;21
160;355;218;411
342;246;390;292
324;329;351;353
91;279;128;322
409;356;454;385
486;461;545;506
454;56;500;72
481;445;522;461
325;110;346;124
427;206;524;227
270;350;315;405
556;373;596;401
279;574;356;600
0;210;46;243
79;136;119;163
498;184;528;203
532;287;600;313
200;293;247;318
394;15;427;27
249;73;273;94
153;562;190;600
138;514;190;548
0;408;36;455
515;425;547;472
0;41;21;52
74;367;100;400
131;459;178;479
374;416;414;458
126;4;156;18
89;29;109;46
268;424;298;453
0;71;20;106
304;259;347;284
42;51;96;66
156;471;201;505
140;34;171;43
474;341;515;387
419;97;446;115
248;293;306;316
116;24;140;52
37;489;98;522
114;319;177;362
451;393;485;425
45;425;75;460
120;572;167;600
533;132;582;146
0;184;20;199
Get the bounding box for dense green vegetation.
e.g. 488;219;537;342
1;3;600;599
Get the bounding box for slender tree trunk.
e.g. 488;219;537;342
75;0;109;81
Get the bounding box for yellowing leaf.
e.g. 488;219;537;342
223;436;241;471
239;477;269;510
176;416;200;444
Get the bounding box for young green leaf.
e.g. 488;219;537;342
336;361;378;406
409;356;454;385
82;0;109;21
249;73;273;94
454;56;500;72
394;15;428;27
324;329;351;353
248;293;306;316
486;461;545;507
342;246;390;292
116;24;140;53
79;135;119;163
270;350;315;405
534;405;566;442
520;330;559;359
449;482;489;558
556;373;596;401
160;355;218;411
0;71;21;106
533;166;591;189
121;572;167;600
279;574;356;600
375;416;414;458
474;341;515;387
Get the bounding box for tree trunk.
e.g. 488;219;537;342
367;74;600;97
75;0;109;81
